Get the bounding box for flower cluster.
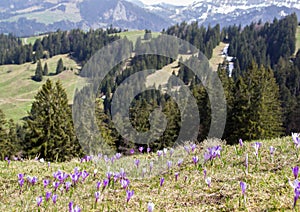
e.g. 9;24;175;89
204;145;222;162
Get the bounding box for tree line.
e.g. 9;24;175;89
0;28;120;66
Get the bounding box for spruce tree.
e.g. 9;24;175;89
34;60;43;82
26;79;82;161
229;62;283;142
43;62;48;76
0;110;19;160
56;58;64;75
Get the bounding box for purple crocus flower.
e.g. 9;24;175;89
115;153;122;159
69;202;81;212
148;202;155;212
252;142;262;157
69;202;74;212
5;157;10;166
81;170;89;181
147;147;151;153
114;172;120;182
160;177;164;187
134;159;140;168
71;174;79;184
43;179;50;188
190;144;196;152
157;150;163;157
31;176;38;186
19;178;24;188
93;169;98;177
270;146;276;155
205;177;211;187
110;156;116;164
240;181;247;195
120;179;130;189
18;173;24;180
96;181;101;190
203;168;207;179
53;181;60;191
177;158;183;167
52;194;58;204
103;178;109;188
95;191;100;203
167;161;172;170
74;167;80;174
294;188;300;208
130;149;134;154
292;133;300;148
175;172;179;181
169;148;174;157
126;190;134;203
120;168;126;179
46;191;52;201
74;205;81;212
293;166;299;179
36;196;42;207
65;181;72;192
139;147;144;153
149;161;154;172
106;171;113;180
103;155;110;163
163;148;168;156
239;139;243;147
48;162;50;168
192;156;198;165
184;146;190;154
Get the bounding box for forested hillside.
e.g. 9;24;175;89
0;14;299;162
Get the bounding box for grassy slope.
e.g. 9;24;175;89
0;137;297;211
295;26;300;55
22;35;45;45
210;42;227;72
0;54;82;122
1;2;82;25
114;30;161;46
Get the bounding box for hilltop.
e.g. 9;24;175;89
0;54;82;122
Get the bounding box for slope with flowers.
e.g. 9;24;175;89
0;136;300;211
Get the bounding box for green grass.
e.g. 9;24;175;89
1;10;82;25
22;35;45;45
113;30;161;46
0;136;298;211
0;54;83;122
210;42;227;71
295;26;300;55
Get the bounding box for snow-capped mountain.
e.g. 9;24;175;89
146;0;300;27
0;0;299;36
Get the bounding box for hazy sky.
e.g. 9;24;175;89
139;0;195;6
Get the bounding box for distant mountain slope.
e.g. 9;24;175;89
147;0;300;27
0;0;170;36
0;0;300;36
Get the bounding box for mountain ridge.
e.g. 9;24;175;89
0;0;300;36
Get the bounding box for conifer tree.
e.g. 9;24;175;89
56;58;64;75
34;60;43;82
43;62;48;76
0;110;19;160
229;62;283;142
26;79;82;161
